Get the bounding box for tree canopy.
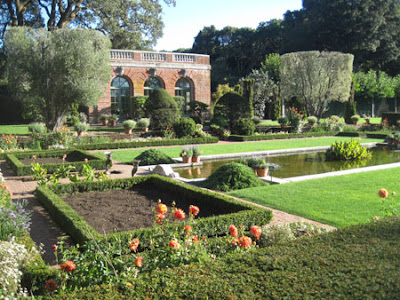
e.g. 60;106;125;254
4;27;111;130
0;0;176;49
280;51;354;118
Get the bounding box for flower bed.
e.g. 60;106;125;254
5;149;107;176
34;175;273;248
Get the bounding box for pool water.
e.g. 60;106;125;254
176;147;400;179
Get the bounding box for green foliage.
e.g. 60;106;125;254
131;96;148;120
74;122;89;133
188;100;208;117
252;117;261;125
232;118;256;136
134;149;174;166
122;120;136;129
344;100;357;124
350;114;360;123
229;131;338;142
28;123;46;134
5;27;111;130
172;117;196;138
145;89;180;130
210;115;229;128
280;51;354;118
278;116;289;125
240;79;255;117
0;199;31;241
326;139;372;161
213;92;252;129
136;118;150;128
307;116;317;125
201;162;266;192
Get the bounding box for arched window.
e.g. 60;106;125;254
175;78;192;113
144;77;163;96
111;76;131;118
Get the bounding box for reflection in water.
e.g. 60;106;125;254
176;147;400;179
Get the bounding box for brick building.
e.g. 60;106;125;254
90;49;211;122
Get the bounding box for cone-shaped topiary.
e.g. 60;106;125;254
173;117;196;138
144;88;180;130
134;149;175;166
201;162;266;192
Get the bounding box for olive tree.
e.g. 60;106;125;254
5;27;111;130
280;51;354;118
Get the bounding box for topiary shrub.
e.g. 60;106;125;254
134;149;175;166
232;118;256;135
145;89;180;130
213;91;252;129
210;115;229;128
201;162;266;192
172;117;196;138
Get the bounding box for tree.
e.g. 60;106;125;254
353;70;395;116
280;51;354;119
0;0;176;49
213;92;251;129
144;88;179;130
5;27;111;130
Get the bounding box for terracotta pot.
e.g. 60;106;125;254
192;156;200;163
142;127;148;132
77;131;83;136
111;120;117;126
124;128;132;134
102;120;109;126
256;168;268;177
182;156;191;163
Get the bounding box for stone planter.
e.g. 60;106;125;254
182;156;191;164
192;156;200;163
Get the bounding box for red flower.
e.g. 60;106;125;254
250;225;262;240
52;244;58;251
192;235;199;244
135;256;143;268
184;225;192;233
238;236;252;248
174;208;186;220
378;188;389;198
45;280;57;292
169;239;180;249
155;213;166;224
231;238;238;246
189;205;200;216
129;238;140;252
157;203;168;214
229;225;238;237
60;260;76;273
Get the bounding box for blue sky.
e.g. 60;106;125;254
155;0;303;51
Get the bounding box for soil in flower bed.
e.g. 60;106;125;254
61;186;221;234
19;152;91;165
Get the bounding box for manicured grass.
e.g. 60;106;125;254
258;120;280;126
229;167;400;228
99;137;384;163
0;125;30;135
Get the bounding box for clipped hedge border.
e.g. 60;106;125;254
72;136;219;151
34;175;273;248
5;149;107;176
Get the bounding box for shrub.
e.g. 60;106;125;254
278;117;289;125
213;92;252;129
350;114;360;123
136;118;150;129
131;96;148;120
134;149;175;166
307;116;317;125
201;162;266;192
122;120;136;129
190;115;203;124
172;117;196;138
252;116;261;125
325;139;371;161
344;100;357;124
210;115;229;128
74;122;89;133
145;89;180;130
28;123;46;134
232;118;256;136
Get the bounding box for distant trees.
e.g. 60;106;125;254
5;27;111;130
280;51;354;119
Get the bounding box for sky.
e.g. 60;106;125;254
155;0;303;52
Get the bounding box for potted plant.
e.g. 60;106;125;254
109;114;118;126
180;147;192;163
74;122;89;136
364;116;371;125
307;116;317;127
350;114;360;125
191;146;202;163
100;115;110;126
222;129;231;141
255;163;269;177
137;118;150;132
278;117;289;128
123;120;136;134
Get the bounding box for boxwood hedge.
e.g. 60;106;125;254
5;149;107;176
34;175;273;248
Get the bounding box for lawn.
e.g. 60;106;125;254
229;167;400;228
0;125;30;135
98;136;384;163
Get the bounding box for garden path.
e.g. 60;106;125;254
1;157;335;264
